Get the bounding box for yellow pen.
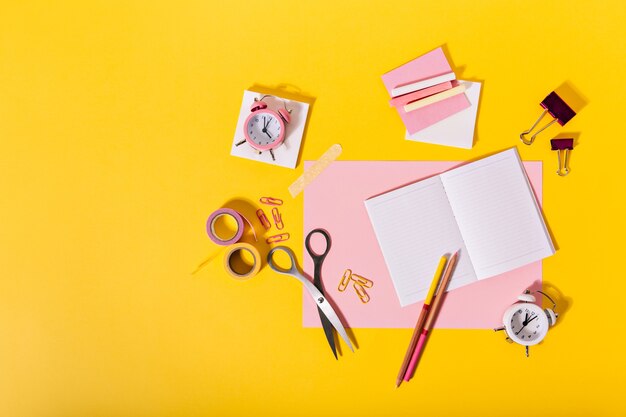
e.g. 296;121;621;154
395;256;448;387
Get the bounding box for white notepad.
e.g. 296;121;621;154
364;148;555;307
405;80;481;149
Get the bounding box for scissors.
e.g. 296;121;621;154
267;229;353;359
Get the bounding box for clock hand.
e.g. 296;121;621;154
263;116;267;130
265;130;272;139
515;323;528;336
516;314;538;335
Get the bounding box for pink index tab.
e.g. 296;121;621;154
389;81;453;108
541;92;576;126
391;72;456;97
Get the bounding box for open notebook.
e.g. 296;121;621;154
364;148;555;307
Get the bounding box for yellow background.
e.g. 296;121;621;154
1;1;624;416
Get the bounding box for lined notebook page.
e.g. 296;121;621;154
365;175;476;307
440;149;555;279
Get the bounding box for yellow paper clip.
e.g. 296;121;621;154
353;282;370;304
266;233;290;244
272;207;284;230
350;273;373;288
338;269;352;292
260;197;283;206
256;209;271;230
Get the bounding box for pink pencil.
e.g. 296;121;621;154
403;250;459;381
395;256;447;388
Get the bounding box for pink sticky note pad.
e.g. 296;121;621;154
382;47;453;94
303;161;544;329
382;48;470;134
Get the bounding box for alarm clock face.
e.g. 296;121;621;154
503;303;549;346
243;110;286;152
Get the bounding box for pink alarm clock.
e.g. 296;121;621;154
235;95;292;161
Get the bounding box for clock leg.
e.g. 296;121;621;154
269;149;275;161
493;326;505;332
525;346;529;357
235;139;246;146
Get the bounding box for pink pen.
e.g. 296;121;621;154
403;250;459;381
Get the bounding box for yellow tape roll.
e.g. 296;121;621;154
222;243;261;280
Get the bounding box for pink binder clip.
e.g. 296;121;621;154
520;91;576;145
550;138;574;176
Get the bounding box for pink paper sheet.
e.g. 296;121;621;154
382;47;452;93
303;161;543;329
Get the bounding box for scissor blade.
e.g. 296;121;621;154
317;306;338;359
312;259;338;359
318;301;354;352
302;280;354;353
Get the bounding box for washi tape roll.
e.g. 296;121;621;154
223;243;261;280
206;208;257;245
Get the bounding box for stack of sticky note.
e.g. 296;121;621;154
382;47;482;149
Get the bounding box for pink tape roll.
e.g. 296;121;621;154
206;208;245;245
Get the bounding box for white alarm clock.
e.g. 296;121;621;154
495;290;558;357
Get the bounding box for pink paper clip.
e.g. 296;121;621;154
272;207;284;230
353;282;370;304
266;233;290;244
260;197;283;206
256;209;271;230
338;269;352;292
